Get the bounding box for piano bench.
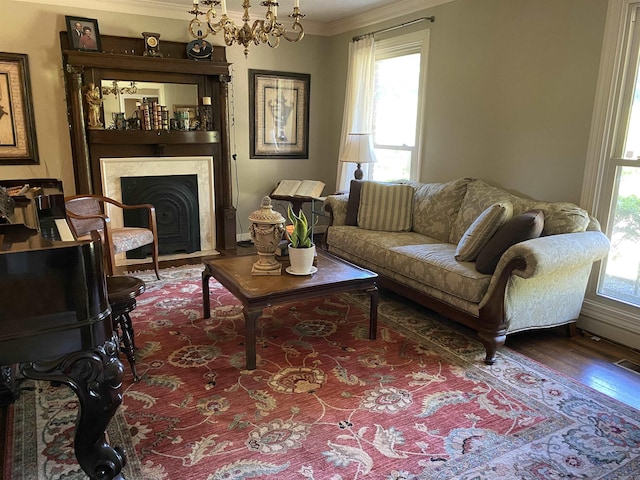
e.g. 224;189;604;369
107;275;146;382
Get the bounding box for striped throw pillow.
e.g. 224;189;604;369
358;182;414;232
455;202;513;262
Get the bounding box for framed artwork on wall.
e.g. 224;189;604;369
249;69;310;159
0;52;39;165
65;15;102;52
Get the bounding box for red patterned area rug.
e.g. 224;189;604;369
5;265;640;479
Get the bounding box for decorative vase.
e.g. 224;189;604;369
288;244;316;275
248;196;285;276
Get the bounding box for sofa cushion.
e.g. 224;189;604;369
450;179;528;244
358;182;414;232
455;201;513;262
388;244;492;304
475;209;545;274
412;178;470;242
326;226;440;284
345;180;364;226
523;201;590;235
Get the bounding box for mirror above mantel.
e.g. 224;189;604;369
100;80;199;128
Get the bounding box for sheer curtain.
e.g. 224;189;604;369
336;36;376;192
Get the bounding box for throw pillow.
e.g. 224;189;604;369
358;182;414;232
345;180;364;226
412;178;469;242
475;209;545;275
455;201;513;262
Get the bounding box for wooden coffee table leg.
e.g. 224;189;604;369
243;306;262;370
202;269;211;319
367;285;379;340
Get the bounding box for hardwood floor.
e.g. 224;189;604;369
2;251;640;480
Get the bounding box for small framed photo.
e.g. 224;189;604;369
0;53;39;165
249;70;310;159
65;15;102;51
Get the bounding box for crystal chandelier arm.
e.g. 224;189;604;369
252;19;269;45
188;1;213;39
205;7;226;34
282;7;305;43
265;31;281;48
260;2;277;33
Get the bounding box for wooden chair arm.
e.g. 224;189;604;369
65;210;111;228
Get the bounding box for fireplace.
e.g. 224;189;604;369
121;174;201;257
100;156;216;266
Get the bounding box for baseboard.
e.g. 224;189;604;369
579;299;640;351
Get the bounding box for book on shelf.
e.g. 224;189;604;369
271;180;325;199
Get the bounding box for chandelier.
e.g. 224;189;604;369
188;0;305;57
101;81;138;97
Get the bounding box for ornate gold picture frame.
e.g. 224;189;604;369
0;53;39;165
249;70;310;159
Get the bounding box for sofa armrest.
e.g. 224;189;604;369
324;194;349;226
480;231;610;308
499;231;610;278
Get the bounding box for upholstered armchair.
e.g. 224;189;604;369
65;194;160;280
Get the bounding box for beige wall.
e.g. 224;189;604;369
424;0;606;203
326;0;607;204
0;0;608;238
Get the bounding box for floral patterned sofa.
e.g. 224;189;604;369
323;178;610;364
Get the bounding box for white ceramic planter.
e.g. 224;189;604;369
288;244;316;274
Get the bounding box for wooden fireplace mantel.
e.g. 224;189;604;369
60;32;237;251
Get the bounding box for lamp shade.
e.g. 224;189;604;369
339;133;377;165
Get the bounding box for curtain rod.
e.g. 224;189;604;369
352;16;435;42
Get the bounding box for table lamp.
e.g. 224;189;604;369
339;133;377;180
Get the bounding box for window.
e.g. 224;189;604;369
583;0;640;340
370;31;429;182
595;3;640;308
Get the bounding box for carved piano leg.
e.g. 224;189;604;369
20;337;127;480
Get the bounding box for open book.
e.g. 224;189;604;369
271;180;325;199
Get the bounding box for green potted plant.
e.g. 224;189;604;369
285;204;316;274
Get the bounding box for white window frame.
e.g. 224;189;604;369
372;30;429;181
581;0;640;348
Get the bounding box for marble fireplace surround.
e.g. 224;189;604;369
100;156;217;264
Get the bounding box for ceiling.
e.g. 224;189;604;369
17;0;453;35
292;0;389;24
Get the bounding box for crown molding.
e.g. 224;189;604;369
14;0;453;36
14;0;193;20
321;0;454;36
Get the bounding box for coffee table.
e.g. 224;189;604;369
202;250;378;370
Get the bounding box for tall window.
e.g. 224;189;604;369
584;1;640;326
370;31;429;182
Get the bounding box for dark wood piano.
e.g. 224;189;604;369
0;222;127;479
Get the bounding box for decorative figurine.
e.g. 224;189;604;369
84;83;103;129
